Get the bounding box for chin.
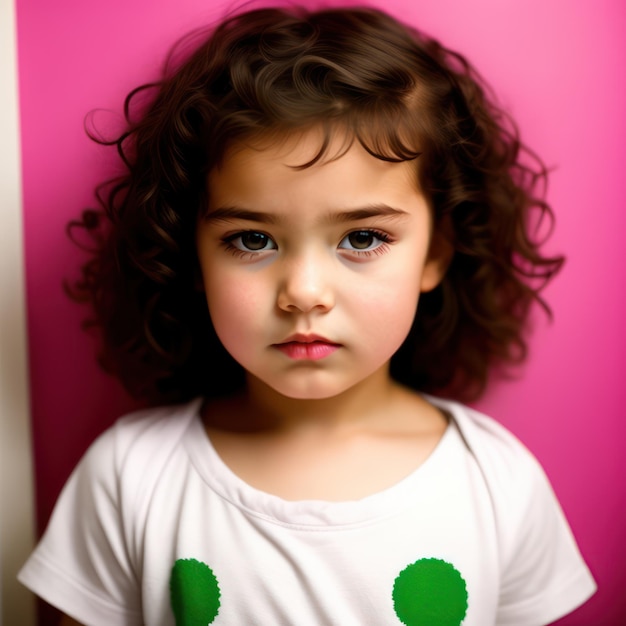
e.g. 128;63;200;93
276;387;344;401
262;379;351;402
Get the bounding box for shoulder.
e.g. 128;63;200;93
90;398;203;463
427;396;596;623
17;400;204;623
428;395;545;489
426;395;560;559
78;398;204;501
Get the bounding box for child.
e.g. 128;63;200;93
19;5;596;625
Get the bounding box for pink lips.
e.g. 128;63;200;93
273;334;340;361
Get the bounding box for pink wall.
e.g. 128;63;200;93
16;0;625;622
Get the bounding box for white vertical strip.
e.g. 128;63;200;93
0;0;36;623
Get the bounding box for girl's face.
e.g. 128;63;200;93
197;128;447;401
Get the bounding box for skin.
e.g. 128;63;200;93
196;127;452;501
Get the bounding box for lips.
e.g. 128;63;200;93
273;334;341;361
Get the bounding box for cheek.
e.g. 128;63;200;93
204;273;267;339
365;261;422;311
374;292;420;341
347;272;421;342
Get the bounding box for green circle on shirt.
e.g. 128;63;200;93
393;558;468;626
170;558;221;625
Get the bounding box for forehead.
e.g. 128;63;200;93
208;127;422;209
202;129;424;222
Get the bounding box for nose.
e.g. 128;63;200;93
276;249;335;314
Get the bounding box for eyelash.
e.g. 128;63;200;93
221;231;276;260
338;229;393;257
221;229;394;259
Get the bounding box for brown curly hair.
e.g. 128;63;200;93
69;5;563;404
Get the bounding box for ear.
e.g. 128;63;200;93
420;230;454;293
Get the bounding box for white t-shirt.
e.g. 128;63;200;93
18;396;595;625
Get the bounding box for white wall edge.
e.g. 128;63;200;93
0;0;37;623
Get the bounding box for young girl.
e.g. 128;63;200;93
19;5;595;625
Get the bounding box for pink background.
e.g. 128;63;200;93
16;0;625;623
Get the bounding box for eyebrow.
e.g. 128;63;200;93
203;204;410;225
327;205;410;223
203;206;280;224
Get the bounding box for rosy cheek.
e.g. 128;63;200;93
208;279;266;325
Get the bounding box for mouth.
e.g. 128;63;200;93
273;334;341;361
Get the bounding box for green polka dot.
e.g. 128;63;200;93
392;558;468;626
170;558;221;625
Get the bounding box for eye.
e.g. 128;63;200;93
338;230;390;252
225;231;277;252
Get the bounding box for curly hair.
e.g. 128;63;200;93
69;5;564;403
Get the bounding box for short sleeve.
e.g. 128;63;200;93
495;454;596;625
439;400;597;625
18;428;143;626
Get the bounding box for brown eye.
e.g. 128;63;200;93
241;232;271;250
348;231;376;249
339;230;389;252
227;231;277;252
